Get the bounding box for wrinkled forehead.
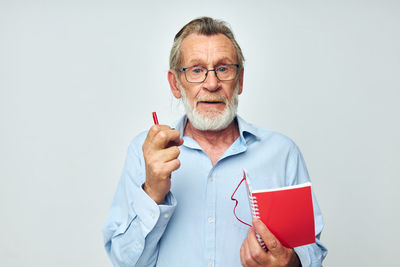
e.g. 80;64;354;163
180;33;238;66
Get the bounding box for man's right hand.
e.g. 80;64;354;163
142;125;183;204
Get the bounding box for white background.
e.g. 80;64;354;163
1;0;399;266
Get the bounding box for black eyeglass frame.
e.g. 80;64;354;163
176;64;240;83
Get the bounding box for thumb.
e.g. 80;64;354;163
252;219;283;254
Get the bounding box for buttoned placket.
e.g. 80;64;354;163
180;124;248;267
203;140;247;267
205;167;216;267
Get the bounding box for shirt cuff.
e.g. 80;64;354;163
294;246;310;267
132;185;177;235
156;192;177;228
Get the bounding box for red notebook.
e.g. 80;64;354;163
243;171;316;248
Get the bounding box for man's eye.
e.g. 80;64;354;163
217;66;228;72
191;67;203;74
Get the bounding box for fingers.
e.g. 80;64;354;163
241;235;260;267
240;227;268;267
146;125;182;149
142;124;183;204
246;227;267;264
252;219;283;256
157;145;181;163
146;154;181;179
247;227;264;253
241;219;299;266
143;126;182;174
240;237;247;266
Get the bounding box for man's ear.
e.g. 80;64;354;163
168;70;182;99
238;68;244;95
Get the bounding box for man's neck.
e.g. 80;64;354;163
184;118;240;165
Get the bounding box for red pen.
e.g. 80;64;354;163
152;112;159;125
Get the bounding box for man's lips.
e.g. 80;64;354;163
198;101;224;104
196;95;227;107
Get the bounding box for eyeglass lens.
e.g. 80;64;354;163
185;65;238;83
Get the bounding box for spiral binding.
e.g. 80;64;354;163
231;170;267;251
248;192;266;250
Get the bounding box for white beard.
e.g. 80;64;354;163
178;82;239;131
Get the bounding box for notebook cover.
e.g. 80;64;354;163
252;184;315;248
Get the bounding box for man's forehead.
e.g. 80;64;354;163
180;33;237;64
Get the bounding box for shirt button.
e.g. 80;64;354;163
164;213;169;219
209;176;214;182
150;211;156;219
137;243;143;249
208;261;213;267
207;217;214;223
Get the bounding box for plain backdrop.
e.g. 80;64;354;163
1;0;399;266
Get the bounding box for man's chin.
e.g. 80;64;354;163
188;109;236;131
197;110;224;120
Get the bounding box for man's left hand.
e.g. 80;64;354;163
240;219;301;267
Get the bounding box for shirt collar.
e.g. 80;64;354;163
172;115;260;145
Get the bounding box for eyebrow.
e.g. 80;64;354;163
186;57;235;67
186;59;203;66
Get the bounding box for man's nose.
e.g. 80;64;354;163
203;70;220;91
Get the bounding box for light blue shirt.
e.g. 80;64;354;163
102;116;327;267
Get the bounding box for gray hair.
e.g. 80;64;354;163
169;17;245;70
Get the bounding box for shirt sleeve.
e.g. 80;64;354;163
102;136;177;267
286;144;328;267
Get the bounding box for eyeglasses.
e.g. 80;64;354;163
176;64;240;83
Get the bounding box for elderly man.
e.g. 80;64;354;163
102;17;327;267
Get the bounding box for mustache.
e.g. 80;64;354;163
196;94;227;103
